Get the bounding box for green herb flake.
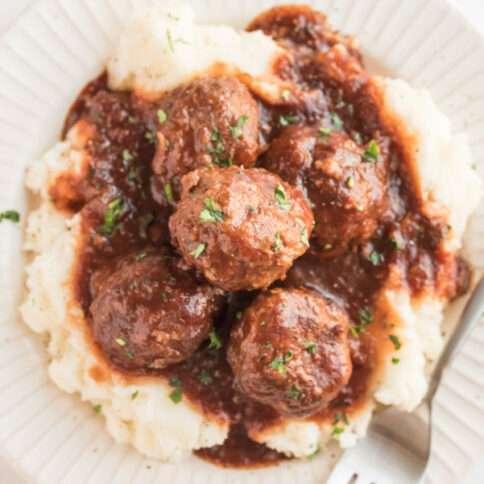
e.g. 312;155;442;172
131;390;139;400
262;342;273;349
368;250;384;266
200;197;225;224
281;89;292;101
389;334;401;350
190;243;206;259
272;232;283;253
157;109;168;124
279;113;298;127
145;131;156;143
275;184;292;211
169;387;182;403
307;447;320;460
99;198;124;237
319;126;332;138
363;140;380;162
164;182;174;204
115;337;127;347
235;312;242;320
392;357;400;365
287;385;301;400
388;238;404;251
208;330;222;350
93;404;102;414
135;251;147;261
123;149;134;162
210;128;221;143
331;112;344;129
304;341;317;354
0;210;20;224
300;228;309;247
128;115;137;124
166;28;175;53
139;212;155;239
199;370;213;386
269;352;293;375
345;176;355;188
229;115;249;139
126;351;134;359
331;426;344;437
358;306;374;325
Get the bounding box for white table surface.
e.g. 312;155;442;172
0;1;483;483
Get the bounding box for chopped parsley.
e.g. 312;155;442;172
126;351;134;359
115;337;127;347
300;228;310;247
358;306;374;325
307;447;320;460
93;404;102;414
389;334;401;350
166;28;175;53
128;115;137;124
363;140;379;162
275;184;292;211
287;385;301;400
157;109;168;124
319;126;332;138
207;130;231;167
388;238;404;250
392;357;400;365
229;115;249;139
169;377;183;403
208;330;222;350
331;112;344;129
0;210;20;224
331;412;349;436
139;212;155;239
272;232;283;253
131;390;139;400
269;352;293;375
190;243;206;258
279;113;298;127
145;131;156;143
352;306;374;336
345;176;355;188
164;182;174;204
368;250;384;266
304;341;317;354
200;198;225;224
262;342;273;349
99;198;124;237
135;251;147;261
122;149;134;162
281;89;291;101
211;128;221;142
127;167;142;185
199;370;213;385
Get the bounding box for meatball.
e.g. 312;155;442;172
169;166;314;291
228;288;352;417
149;77;260;201
90;251;223;371
264;126;388;256
247;5;362;60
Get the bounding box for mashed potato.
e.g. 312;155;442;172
21;4;482;462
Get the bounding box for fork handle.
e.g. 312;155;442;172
426;277;484;401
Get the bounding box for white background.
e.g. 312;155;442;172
0;0;483;483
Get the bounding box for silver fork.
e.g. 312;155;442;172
327;278;484;484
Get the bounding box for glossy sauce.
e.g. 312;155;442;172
56;5;467;468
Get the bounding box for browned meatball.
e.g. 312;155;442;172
228;288;352;417
169;166;314;291
148;77;260;201
247;4;361;60
264;126;388;256
90;251;223;371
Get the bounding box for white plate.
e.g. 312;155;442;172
1;0;484;483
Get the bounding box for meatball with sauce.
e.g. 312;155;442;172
90;251;223;372
228;288;352;417
264;126;388;256
247;4;362;61
169;166;314;291
147;76;260;202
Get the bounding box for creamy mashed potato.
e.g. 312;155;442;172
22;4;483;463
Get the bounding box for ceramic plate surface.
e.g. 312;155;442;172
1;1;484;483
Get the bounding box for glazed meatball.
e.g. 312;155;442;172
90;251;223;371
148;77;260;201
169;166;314;291
247;4;361;60
264;126;388;256
228;288;352;417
